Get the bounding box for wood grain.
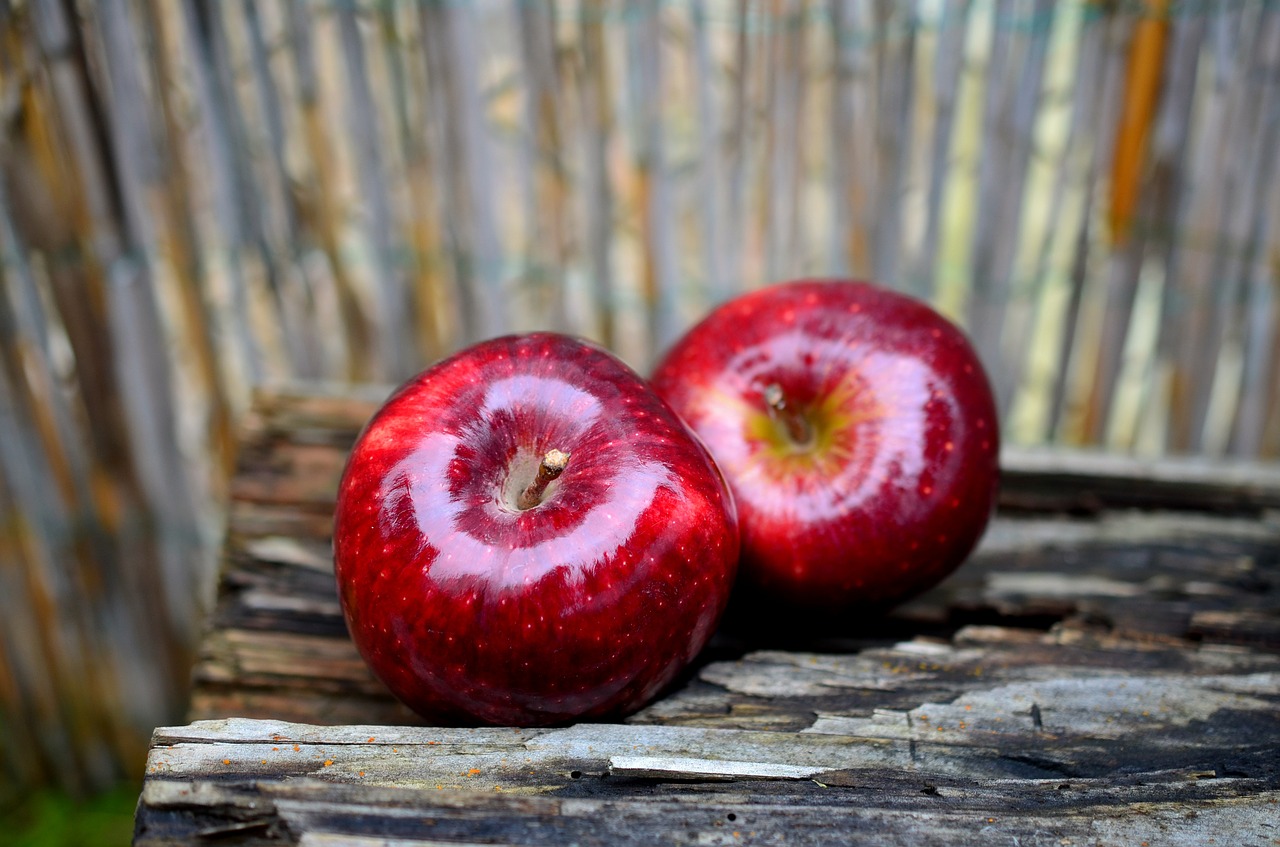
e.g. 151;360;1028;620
144;384;1280;844
152;622;1280;845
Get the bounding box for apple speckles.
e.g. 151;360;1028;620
335;332;739;724
652;280;997;613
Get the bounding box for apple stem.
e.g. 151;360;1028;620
764;383;813;445
517;449;571;510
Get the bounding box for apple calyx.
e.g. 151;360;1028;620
763;383;813;447
516;448;571;510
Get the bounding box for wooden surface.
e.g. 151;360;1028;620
136;385;1280;845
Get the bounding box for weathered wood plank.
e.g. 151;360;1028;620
192;500;1280;722
157;616;1280;842
167;626;1280;786
999;445;1280;514
188;385;1280;725
136;765;1280;847
232;384;1280;512
147;617;1280;844
161;384;1280;844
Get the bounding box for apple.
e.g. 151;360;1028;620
333;332;739;725
651;280;999;614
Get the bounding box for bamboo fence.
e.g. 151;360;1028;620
0;0;1277;798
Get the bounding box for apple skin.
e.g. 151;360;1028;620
333;332;739;726
651;280;999;614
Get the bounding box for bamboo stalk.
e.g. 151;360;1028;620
827;0;854;276
1213;9;1280;456
987;0;1056;419
86;0;211;668
966;0;1016;337
138;0;236;474
335;0;411;379
1230;75;1280;456
0;360;87;793
0;183;127;794
912;0;973;299
377;0;447;362
1013;5;1106;443
1258;177;1280;456
1144;9;1206;453
1050;6;1133;442
691;0;729;304
828;0;876;278
287;0;372;380
1164;2;1245;451
175;0;263;386
1048;185;1095;444
1107;0;1170;247
725;0;754;287
516;0;570;330
418;0;507;343
0;31;165;783
1081;0;1169;443
1229;178;1280;456
238;0;316;378
763;0;807;284
445;1;506;343
1184;4;1272;453
577;0;617;347
418;0;478;341
199;0;294;381
871;0;916;288
25;0;194;724
241;1;296;254
625;0;679;358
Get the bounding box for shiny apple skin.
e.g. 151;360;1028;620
333;333;738;726
651;280;999;613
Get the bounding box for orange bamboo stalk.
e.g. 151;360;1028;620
1108;0;1169;246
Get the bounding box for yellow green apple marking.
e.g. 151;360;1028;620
743;376;881;479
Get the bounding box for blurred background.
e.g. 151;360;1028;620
0;0;1277;839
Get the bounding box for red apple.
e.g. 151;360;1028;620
651;280;999;614
333;332;738;725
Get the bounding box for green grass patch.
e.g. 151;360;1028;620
1;784;136;847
